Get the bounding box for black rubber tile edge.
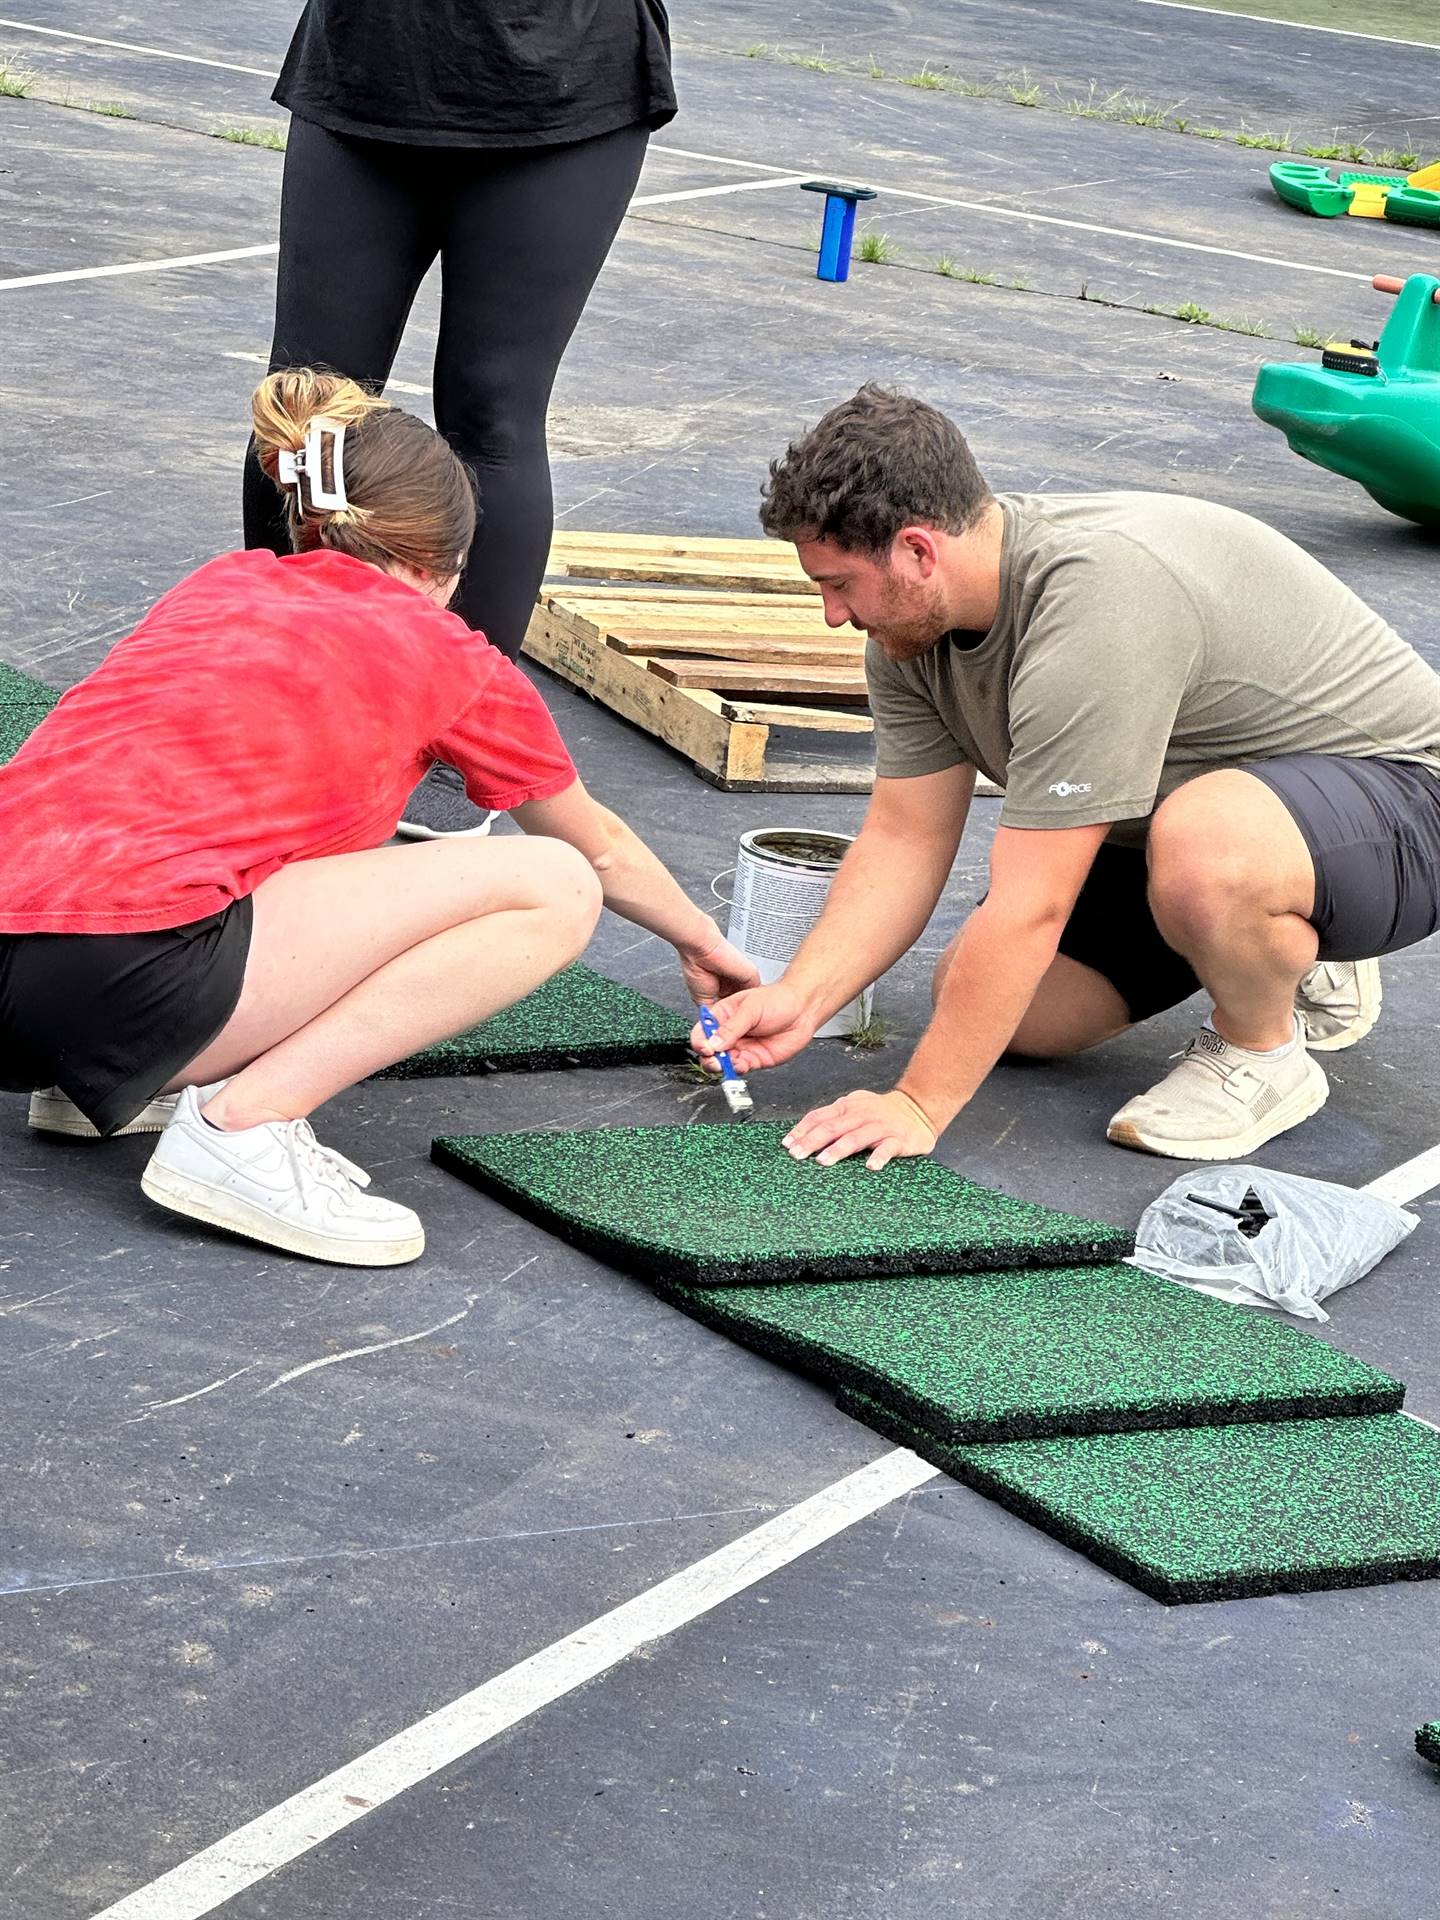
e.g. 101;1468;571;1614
837;1389;1440;1606
649;1275;1405;1444
0;665;57;703
428;1137;1133;1287
375;1034;690;1079
1417;1722;1440;1767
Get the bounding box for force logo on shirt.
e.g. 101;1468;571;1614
1047;780;1092;798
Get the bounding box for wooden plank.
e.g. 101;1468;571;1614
696;762;877;793
546;595;830;635
549;530;788;561
522;605;769;784
604;631;863;664
544;583;820;608
647;657;870;701
719;700;875;734
549;552;816;593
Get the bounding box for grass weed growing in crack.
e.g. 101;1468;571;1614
1234;127;1293;150
214;124;288;149
0;56;34;97
734;43;1432;175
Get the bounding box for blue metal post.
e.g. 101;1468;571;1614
801;180;877;285
818;194;857;282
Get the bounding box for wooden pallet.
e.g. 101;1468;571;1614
547;528;816;595
526;531;876;791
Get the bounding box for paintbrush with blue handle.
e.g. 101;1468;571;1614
697;1003;755;1118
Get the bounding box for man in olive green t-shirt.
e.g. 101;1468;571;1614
693;384;1440;1167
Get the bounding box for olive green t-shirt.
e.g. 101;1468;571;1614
866;491;1440;847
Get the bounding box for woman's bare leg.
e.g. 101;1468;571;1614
166;836;601;1127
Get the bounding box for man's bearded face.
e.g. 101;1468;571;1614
797;538;950;662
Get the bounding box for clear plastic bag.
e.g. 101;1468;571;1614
1132;1165;1418;1323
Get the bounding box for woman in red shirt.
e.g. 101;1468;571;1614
0;370;755;1268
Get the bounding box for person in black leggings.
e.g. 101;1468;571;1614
245;1;676;832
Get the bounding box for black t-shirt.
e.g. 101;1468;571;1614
274;0;677;147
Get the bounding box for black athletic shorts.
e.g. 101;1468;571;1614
1057;753;1440;1024
0;897;253;1137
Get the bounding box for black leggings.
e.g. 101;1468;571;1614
243;116;649;657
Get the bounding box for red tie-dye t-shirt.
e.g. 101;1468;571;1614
0;548;578;934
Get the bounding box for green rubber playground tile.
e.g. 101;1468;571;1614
430;1120;1133;1285
842;1393;1440;1604
0;662;56;706
655;1263;1403;1442
1417;1722;1440;1767
0;665;59;765
0;703;54;766
376;963;690;1078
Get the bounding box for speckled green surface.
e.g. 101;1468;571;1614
431;1120;1133;1285
0;663;55;706
842;1392;1440;1603
656;1263;1402;1441
1417;1722;1440;1766
0;668;57;766
376;963;690;1078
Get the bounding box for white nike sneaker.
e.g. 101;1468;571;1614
1295;958;1381;1052
28;1087;179;1138
1106;1023;1328;1160
140;1085;425;1266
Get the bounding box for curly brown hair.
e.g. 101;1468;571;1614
759;384;992;555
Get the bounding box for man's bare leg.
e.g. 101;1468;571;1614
1108;769;1327;1158
933;936;1130;1059
1146;769;1318;1047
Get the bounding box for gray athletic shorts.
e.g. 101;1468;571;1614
1245;752;1440;960
1058;753;1440;1023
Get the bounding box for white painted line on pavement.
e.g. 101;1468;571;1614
1136;0;1440;51
861;181;1373;283
651;143;800;175
86;1448;938;1920
0;244;278;293
633;175;810;206
0;179;795;295
1362;1145;1440;1210
221;350;431;397
0;19;276;76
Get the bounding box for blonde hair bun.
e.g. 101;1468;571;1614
248;366;477;579
250;368;388;481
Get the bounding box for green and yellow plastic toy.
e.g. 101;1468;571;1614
1270;158;1440;224
1252;273;1440;527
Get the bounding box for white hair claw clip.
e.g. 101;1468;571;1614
277;417;349;511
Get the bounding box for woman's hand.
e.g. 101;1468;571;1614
677;923;761;1004
781;1088;938;1171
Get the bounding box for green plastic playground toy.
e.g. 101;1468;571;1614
1270;158;1440;224
1252;273;1440;527
1384;186;1440;229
